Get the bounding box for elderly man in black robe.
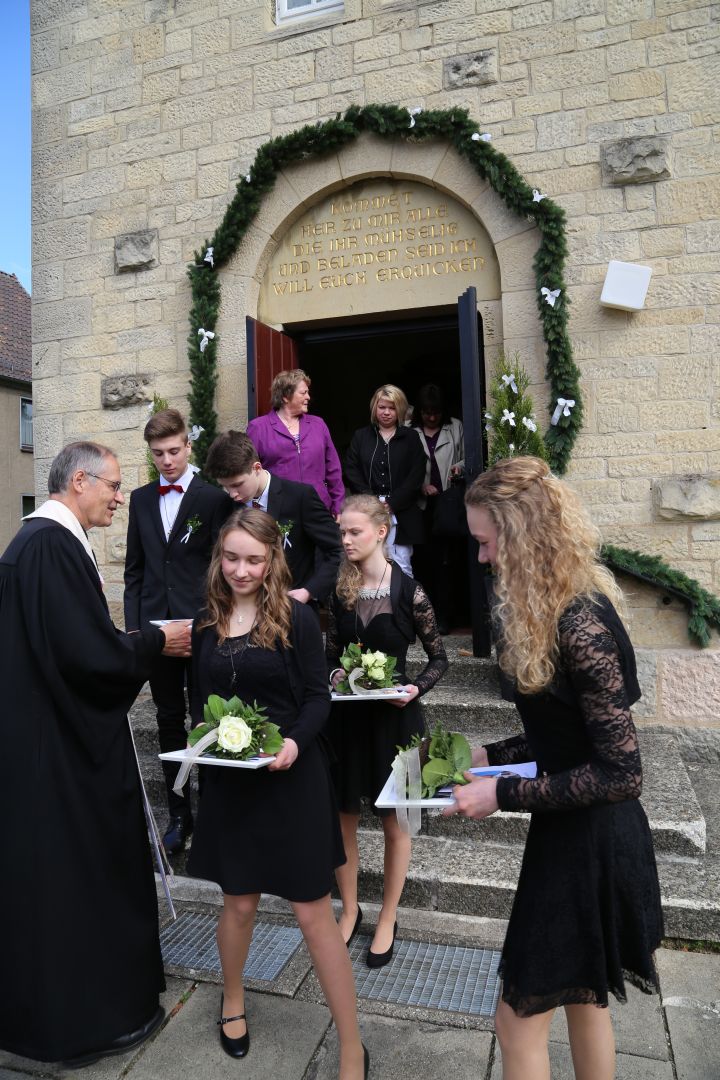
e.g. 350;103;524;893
0;442;192;1066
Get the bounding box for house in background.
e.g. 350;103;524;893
0;271;33;552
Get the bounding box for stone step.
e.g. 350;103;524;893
352;831;720;942
406;645;500;691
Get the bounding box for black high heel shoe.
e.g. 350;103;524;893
217;992;249;1058
344;905;363;947
366;922;397;969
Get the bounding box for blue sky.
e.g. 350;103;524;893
0;1;30;293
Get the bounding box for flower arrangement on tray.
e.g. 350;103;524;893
396;721;473;798
188;694;284;760
333;642;400;696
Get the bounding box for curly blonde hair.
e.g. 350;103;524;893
336;494;392;610
199;508;293;648
465;456;624;694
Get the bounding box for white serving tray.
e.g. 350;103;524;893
375;763;537;809
331;689;411;702
150;619;193;627
159;749;275;769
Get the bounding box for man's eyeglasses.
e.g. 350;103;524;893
87;472;122;494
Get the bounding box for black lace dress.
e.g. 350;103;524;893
326;564;448;816
488;596;664;1017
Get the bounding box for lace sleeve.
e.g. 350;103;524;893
486;734;532;765
496;605;642;813
325;597;341;673
410;584;448;695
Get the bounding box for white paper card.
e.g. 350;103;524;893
159;749;274;769
375;762;537;809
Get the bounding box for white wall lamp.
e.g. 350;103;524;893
600;259;653;312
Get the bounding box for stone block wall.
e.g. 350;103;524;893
31;0;720;646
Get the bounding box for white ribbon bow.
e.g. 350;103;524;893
188;424;204;442
203;246;214;268
245;173;252;183
551;398;576;425
407;106;423;128
501;373;518;394
198;328;215;353
283;533;292;551
173;729;219;795
522;416;538;432
500;409;516;427
180;526;193;544
484;411;493;426
541;286;561;307
471;132;492;142
392;747;423;836
532;189;546;202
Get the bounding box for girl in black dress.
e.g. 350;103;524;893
187;509;367;1079
327;495;448;965
446;458;663;1080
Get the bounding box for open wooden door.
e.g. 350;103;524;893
246;316;299;420
457;286;491;657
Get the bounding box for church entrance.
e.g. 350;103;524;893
246;296;491;649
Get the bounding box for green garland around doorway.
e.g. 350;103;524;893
186;103;581;473
185;103;718;648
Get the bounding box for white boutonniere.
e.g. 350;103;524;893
180;514;202;544
278;521;293;550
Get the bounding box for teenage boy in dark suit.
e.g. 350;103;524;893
204;429;342;605
124;409;230;854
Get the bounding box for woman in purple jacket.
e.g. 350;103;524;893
246;370;345;517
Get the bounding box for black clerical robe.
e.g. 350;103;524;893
0;517;167;1063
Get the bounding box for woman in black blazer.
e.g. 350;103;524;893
344;384;426;576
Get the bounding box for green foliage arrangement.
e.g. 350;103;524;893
185;103;581;476
485;352;548;464
189;694;284;760
400;721;473;798
602;544;720;648
145;392;169;482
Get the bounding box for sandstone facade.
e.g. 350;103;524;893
30;0;719;721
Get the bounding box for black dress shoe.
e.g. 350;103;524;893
343;905;363;947
366;922;398;969
218;993;249;1058
162;815;192;855
61;1007;165;1068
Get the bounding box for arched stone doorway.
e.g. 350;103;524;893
214;136;544;432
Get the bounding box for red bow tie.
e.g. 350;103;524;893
158;484;183;495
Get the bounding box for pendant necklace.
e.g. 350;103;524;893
228;612;256;688
354;560;390;643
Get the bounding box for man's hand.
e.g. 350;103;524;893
161;620;193;657
288;588;311;604
422;484;439;497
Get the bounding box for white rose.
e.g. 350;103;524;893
216;715;253;753
362;650;386;671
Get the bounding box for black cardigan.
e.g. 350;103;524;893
344;424;427;545
190;600;331;754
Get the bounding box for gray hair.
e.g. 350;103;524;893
47;441;116;495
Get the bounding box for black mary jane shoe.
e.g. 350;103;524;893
61;1007;165;1068
366;922;398;969
343;905;363;947
162;815;192;856
218;993;249;1059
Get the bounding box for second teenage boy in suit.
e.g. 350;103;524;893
204;430;342;605
124;409;230;854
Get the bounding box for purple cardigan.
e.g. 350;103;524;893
246;411;345;515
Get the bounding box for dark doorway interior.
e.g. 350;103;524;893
289;312;464;461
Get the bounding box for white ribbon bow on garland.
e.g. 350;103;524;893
204;246;214;268
407;106;423;128
500;409;516;427
198;328;215;353
245;173;252;183
532;189;546;202
551;398;575;425
522;416;538;432
501;373;518;394
541;286;561;307
188;424;205;441
471;131;492;142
